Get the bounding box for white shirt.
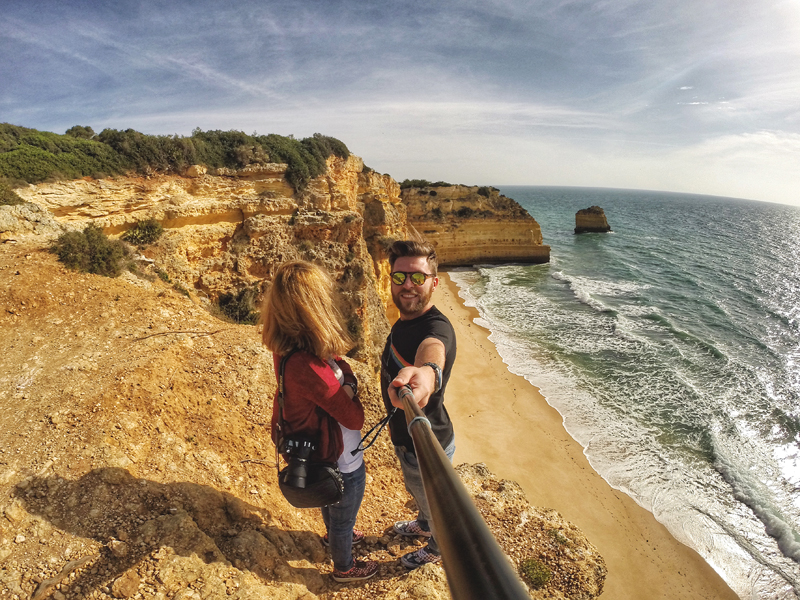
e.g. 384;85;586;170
327;359;364;473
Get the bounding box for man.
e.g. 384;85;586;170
381;239;457;569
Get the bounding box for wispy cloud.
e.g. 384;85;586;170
1;0;799;204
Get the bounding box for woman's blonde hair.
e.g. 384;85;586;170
261;261;353;358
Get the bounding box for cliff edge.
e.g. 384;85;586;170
1;160;604;599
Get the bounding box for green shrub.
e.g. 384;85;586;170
217;288;259;324
519;558;551;589
1;123;350;191
65;125;95;140
400;179;432;189
477;186;491;197
0;179;23;206
50;224;128;277
455;206;475;218
548;529;571;545
122;219;164;246
0;124;126;183
400;179;453;190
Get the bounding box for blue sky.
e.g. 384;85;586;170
2;0;799;205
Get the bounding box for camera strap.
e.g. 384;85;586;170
351;407;396;456
275;349;298;474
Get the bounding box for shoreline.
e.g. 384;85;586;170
435;271;739;600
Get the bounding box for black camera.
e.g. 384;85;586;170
280;435;317;488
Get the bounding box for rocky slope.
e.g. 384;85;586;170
401;185;550;266
1;158;604;599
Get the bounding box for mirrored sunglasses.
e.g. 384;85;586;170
391;271;434;286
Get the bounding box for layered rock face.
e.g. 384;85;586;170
401;185;550;266
13;157;396;366
574;206;611;234
10;170;551;332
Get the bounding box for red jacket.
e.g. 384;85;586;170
271;351;364;464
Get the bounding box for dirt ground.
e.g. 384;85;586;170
0;239;437;598
0;239;603;600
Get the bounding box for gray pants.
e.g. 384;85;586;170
394;437;456;554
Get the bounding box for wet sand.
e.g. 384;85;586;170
435;272;739;600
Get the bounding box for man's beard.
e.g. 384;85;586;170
392;285;433;318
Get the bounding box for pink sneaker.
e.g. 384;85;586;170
393;519;432;538
323;529;365;546
332;559;378;582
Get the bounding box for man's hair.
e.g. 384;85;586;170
261;260;353;358
388;240;438;275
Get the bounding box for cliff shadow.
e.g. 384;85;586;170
12;467;349;597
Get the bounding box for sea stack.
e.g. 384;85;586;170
575;206;611;234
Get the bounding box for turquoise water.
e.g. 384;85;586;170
449;187;800;600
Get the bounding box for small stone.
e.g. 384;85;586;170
111;572;141;598
109;540;129;558
53;592;66;600
14;535;25;544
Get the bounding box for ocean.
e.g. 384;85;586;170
448;186;800;600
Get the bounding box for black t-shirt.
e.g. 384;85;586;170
381;305;457;450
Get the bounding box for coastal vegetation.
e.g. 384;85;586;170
399;178;452;189
519;557;552;589
216;287;260;324
49;224;129;277
121;219;164;247
0;178;23;206
0;124;349;191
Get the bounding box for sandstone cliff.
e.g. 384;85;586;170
401;185;550;266
574;206;611;234
1;158;605;600
11;157;396;368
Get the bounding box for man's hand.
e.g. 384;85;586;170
388;365;437;409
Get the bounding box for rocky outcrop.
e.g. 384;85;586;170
574;206;611;234
13;158;392;365
11;168;551;342
0;202;64;240
458;464;606;599
0;152;605;599
401;185;550;266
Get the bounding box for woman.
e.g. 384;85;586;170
261;260;378;583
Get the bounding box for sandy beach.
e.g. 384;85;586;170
435;272;739;600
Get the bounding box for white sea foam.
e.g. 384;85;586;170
449;189;800;599
714;448;800;564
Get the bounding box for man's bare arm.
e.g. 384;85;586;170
388;337;446;409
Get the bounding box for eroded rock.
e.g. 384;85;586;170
575;206;611;234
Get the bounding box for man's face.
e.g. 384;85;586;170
390;255;438;320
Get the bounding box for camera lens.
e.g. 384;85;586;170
286;457;310;488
